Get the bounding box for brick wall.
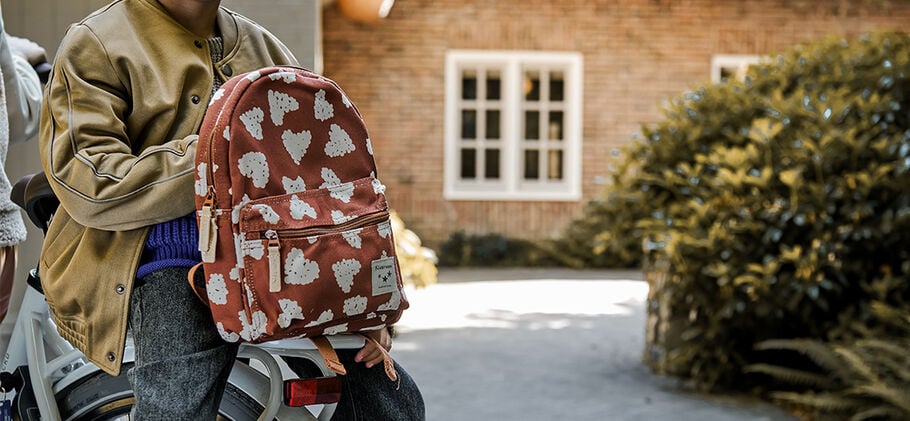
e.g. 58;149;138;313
321;0;910;249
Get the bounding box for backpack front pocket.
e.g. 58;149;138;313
234;179;407;341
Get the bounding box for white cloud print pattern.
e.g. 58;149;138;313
251;204;280;224
285;248;320;285
268;89;299;126
305;310;334;327
333;258;361;293
320;168;354;203
282;176;306;194
325;124;355;157
343;295;368;316
269;71;296;84
240;107;264;140
314;89;334;121
194;163;208;197
238;152;269;188
239;309;267;341
289;195;317;220
217;322;240;342
342;228;363;249
323;323;349;335
282;129;311;165
207;273;228;305
277;298;304;328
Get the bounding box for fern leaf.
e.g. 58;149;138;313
744;364;839;389
854;351;910;383
849;406;906;421
868;302;910;333
755;339;851;381
770;391;867;412
846;384;910;413
854;339;910;381
832;346;878;383
854;339;909;363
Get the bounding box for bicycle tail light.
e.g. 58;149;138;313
284;376;342;407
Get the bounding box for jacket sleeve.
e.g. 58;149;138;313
40;25;198;231
0;33;42;144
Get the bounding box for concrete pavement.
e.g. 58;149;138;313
391;268;797;421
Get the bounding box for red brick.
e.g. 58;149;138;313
322;0;910;248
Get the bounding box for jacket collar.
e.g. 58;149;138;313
215;7;238;54
135;0;238;52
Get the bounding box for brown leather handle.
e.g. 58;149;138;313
360;333;399;385
311;334;399;385
310;335;347;376
187;262;209;305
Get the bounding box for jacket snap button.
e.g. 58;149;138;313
191;95;200;104
221;64;233;77
115;284;125;294
107;352;116;362
194;40;203;48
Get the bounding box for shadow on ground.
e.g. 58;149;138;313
391;271;796;421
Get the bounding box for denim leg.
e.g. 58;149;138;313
331;349;426;421
127;267;239;421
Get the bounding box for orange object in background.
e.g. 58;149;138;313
338;0;395;24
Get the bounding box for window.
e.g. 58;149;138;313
444;50;583;201
711;54;761;83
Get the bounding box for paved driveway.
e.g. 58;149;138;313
391;268;797;421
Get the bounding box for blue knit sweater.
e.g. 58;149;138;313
136;212;201;279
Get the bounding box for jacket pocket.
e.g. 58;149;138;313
41;211;84;268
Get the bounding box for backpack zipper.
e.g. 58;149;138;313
199;99;225;263
199;186;218;263
259;210;391;292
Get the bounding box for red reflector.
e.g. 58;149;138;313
284;376;343;407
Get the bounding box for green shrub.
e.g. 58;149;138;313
553;186;646;269
582;31;910;389
437;231;568;267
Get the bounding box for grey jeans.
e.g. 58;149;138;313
128;266;425;420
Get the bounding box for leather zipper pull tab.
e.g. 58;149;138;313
199;190;218;263
267;230;282;292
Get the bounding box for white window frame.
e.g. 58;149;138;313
444;50;583;201
711;54;761;83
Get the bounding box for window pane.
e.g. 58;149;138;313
549;71;564;101
460;148;476;179
720;67;733;81
548;111;563;141
486;70;501;100
547;150;564;180
461;109;477;139
524;71;540;101
524;111;539;140
524;149;539;180
485;110;500;140
485;149;500;179
461;70;477;100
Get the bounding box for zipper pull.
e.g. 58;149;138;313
266;230;282;292
199;190;218;263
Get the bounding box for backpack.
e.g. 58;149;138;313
192;66;408;358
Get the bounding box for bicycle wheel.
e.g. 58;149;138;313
20;365;265;421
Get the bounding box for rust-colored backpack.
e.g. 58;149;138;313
192;66;407;361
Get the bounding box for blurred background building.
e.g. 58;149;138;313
1;0;909;336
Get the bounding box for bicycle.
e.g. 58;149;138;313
0;172;363;421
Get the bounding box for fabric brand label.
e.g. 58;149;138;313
371;257;397;296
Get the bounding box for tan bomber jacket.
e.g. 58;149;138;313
38;0;298;375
